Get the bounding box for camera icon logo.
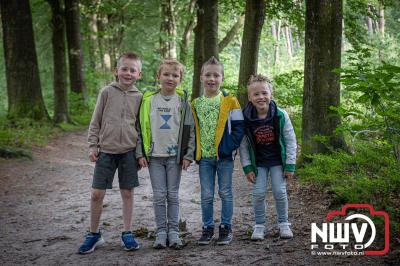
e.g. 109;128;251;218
311;204;389;256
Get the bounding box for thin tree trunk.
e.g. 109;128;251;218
65;0;87;104
179;0;197;64
237;0;266;106
367;17;374;36
218;14;245;53
203;0;218;60
47;0;70;123
191;0;204;99
0;0;49;120
160;0;177;59
271;20;281;65
96;14;106;71
283;23;293;60
88;12;100;69
288;26;294;55
367;4;374;36
378;0;385;38
302;0;347;157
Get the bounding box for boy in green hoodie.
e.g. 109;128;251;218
137;59;195;249
239;74;297;241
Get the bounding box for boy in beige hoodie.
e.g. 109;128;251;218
78;52;143;254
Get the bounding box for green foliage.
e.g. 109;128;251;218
343;0;371;49
0;117;60;153
68;92;92;126
338;48;400;160
271;70;304;142
298;141;400;235
265;0;305;31
273;70;303;108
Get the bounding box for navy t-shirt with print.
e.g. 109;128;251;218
247;103;282;168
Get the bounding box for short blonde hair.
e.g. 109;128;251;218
248;74;273;92
157;59;184;81
201;56;224;77
116;52;142;70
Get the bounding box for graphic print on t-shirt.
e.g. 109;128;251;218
160;114;172;129
150;94;181;156
254;125;275;145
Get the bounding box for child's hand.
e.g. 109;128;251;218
138;157;148;168
284;171;294;178
246;172;256;184
89;150;98;162
182;159;191;170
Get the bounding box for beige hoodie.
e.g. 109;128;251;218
88;82;143;154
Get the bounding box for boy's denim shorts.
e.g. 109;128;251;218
92;149;139;189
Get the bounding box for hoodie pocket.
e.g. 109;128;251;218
99;122;113;145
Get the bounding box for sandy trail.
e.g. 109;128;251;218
0;131;397;265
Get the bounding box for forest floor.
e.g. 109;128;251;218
0;131;399;266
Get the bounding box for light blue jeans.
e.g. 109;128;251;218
199;157;234;228
149;156;182;233
253;165;288;225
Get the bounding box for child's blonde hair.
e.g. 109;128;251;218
201;56;224;77
157;58;184;81
248;74;273;93
115;52;142;70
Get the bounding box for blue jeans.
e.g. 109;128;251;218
253;165;288;225
199;157;234;228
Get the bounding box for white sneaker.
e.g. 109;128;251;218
168;230;183;249
251;224;265;240
153;231;167;249
279;222;293;239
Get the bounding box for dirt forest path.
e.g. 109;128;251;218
0;131;396;265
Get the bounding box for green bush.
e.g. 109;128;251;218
0;117;60;151
298;141;400;236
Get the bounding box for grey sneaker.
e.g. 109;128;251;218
279;222;293;239
153;231;167;249
251;224;265;240
168;230;183;249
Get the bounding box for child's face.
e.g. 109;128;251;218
248;82;272;111
114;58;141;88
157;64;182;95
200;64;223;97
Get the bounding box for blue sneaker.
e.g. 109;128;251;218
121;231;140;251
78;232;105;254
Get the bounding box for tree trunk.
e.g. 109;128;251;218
47;0;70;123
0;0;49;120
160;0;177;59
271;20;281;65
302;0;347;157
65;0;87;104
366;17;374;36
378;0;385;38
219;14;245;53
88;12;100;69
191;0;205;100
288;27;294;54
203;0;219;61
367;4;374;36
96;14;106;71
179;0;197;64
283;23;293;60
237;0;266;106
